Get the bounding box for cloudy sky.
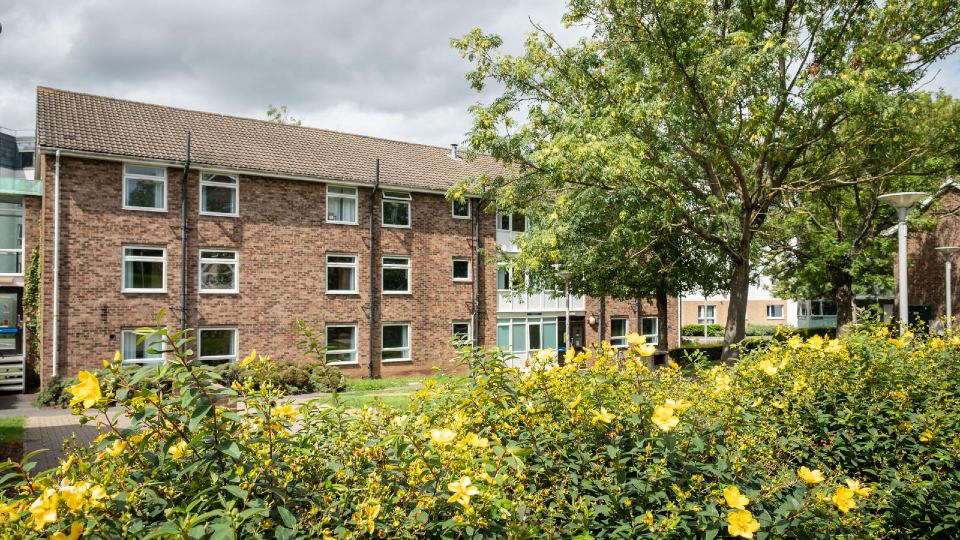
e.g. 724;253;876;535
1;0;958;147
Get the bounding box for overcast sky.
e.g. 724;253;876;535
1;0;958;147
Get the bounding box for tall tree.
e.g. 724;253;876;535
454;0;960;359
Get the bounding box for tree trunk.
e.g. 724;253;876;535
599;296;606;342
721;253;751;363
833;270;855;335
656;287;669;351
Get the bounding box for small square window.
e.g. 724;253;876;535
641;317;658;345
326;325;357;365
452;258;471;281
452;321;472;343
122;246;166;293
123;164;166;211
327;254;358;294
383;256;411;294
198;327;237;364
766;304;784;319
382;191;411;227
382;323;411;362
199;250;238;293
452;199;470;219
200;173;239;216
327;185;358;224
610;318;628;348
121;330;164;363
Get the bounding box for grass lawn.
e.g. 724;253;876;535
0;416;25;461
312;374;468;410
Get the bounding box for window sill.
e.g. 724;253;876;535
382;291;412;295
453;278;473;283
381;358;412;364
199;357;238;363
122;205;168;213
326;291;360;296
327;361;360;367
452;215;471;220
382;224;412;229
326;220;358;226
200;211;239;218
199;290;239;295
122;289;168;294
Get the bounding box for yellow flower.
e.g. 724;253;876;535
461;433;489;448
667;359;681;370
626;333;645;347
642;510;655;526
59;482;86;511
429;428;456;446
727;509;761;538
29;489;57;530
270;402;300;421
651;404;679;432
67;371;102;409
712;368;732;396
919;429;934;442
824;339;844;354
832;486;857;513
447;476;479;507
806;335;824;350
50;521;85;540
568;394;583;410
592;407;616;424
168;439;189;460
723;486;750;509
786;335;803;350
758;360;778;376
356;499;380;534
845;479;871;498
240;349;258;367
535;348;556;363
797;466;824;484
105;438;127;457
87;485;108;507
637;343;657;357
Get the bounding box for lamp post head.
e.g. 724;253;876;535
878;192;928;210
559;270;573;282
936;246;960;261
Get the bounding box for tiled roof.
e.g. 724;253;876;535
36;87;504;192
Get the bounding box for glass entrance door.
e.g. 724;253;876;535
0;288;22;355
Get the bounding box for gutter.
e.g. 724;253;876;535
368;159;380;379
51;150;60;378
179;133;191;330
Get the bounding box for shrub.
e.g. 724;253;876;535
2;325;959;538
33;377;75;408
744;323;795;336
681;323;725;336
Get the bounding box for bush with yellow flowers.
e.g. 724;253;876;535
0;321;958;538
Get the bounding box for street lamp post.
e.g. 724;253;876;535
878;192;927;333
936;246;960;332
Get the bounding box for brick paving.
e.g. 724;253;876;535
23;411;131;472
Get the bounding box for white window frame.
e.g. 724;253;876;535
121;245;167;293
122;163;167;212
697;305;717;325
766;304;785;320
496;263;512;291
641;317;659;345
198;249;239;294
199;172;240;217
197;327;238;363
496;213;527;232
0;201;24;276
325;324;358;366
381;191;411;228
452;320;473;343
610;317;628;348
326;254;358;295
452;257;472;282
326;185;358;225
381;323;411;363
382;256;411;295
451;199;471;219
120;329;165;364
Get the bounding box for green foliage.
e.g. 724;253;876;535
681;324;726;337
266;104;302;126
23;244;41;380
214;359;345;395
33;376;75;408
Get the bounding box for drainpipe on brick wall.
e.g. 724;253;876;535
51;150;61;378
471;198;481;346
179;132;191;331
368;159;380;379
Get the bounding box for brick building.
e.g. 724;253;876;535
22;87;677;388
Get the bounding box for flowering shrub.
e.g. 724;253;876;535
1;324;958;538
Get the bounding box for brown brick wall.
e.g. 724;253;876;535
904;189;960;321
679;299;789;328
582;296;678;350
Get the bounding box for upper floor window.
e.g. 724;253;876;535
382;256;411;294
122;246;166;293
121;329;164;363
452;199;471;219
642;317;658;345
382;191;411;227
452;258;471;282
811;300;837;317
200;173;239;217
123;164;166;211
327;185;357;224
497;213;526;233
610;318;628;348
327;254;358;294
766;304;784;319
698;305;716;325
0;200;23;275
199;249;239;294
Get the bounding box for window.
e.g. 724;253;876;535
123;164;166;211
610;318;628;348
0;200;23;275
452;258;471;281
497;265;512;290
199;250;238;293
697;305;717;325
766;304;784;319
452;199;471;219
452;321;472;342
326;254;357;294
382;256;411;294
200;173;239;216
327;185;357;224
325;324;357;365
382;191;411;227
812;300;838;317
496;317;557;356
497;213;526;232
122;246;166;293
382;323;411;363
120;330;164;363
798;304;808;318
197;327;237;363
642;317;658;345
19;151;34;169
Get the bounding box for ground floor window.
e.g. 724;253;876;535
452;321;472;343
325;324;358;365
197;327;237;364
121;330;164;363
610;318;628;348
0;199;23;275
698;305;716;325
496;317;557;357
641;317;658;345
766;304;784;319
382;323;411;363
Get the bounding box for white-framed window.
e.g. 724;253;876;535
122;164;167;211
496;317;558;357
798;303;808;319
610;318;628;348
766;304;784;319
382;323;411;363
325;324;357;365
326;254;358;294
0;200;24;275
382;191;411;227
452;321;472;343
452;199;471;219
326;185;357;224
197;327;238;363
642;317;658;345
382;256;411;294
120;330;165;364
199;249;238;294
698;305;717;325
452;258;471;282
496;213;526;232
811;300;838;318
200;172;239;217
122;246;166;293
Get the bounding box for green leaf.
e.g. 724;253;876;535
276;506;296;528
217;441;241;460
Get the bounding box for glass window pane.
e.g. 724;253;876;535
0;253;20;274
453;260;470;279
328;195;356;222
125;178;163;208
383;268;409;292
203;174;237;184
0;214;22;250
383;257;409;266
328;255;355;264
453;200;469;217
512;216;526;232
498;215;510;230
200;251;235;260
126;165;163;177
528;323;541;350
122;332;163;361
383;325;407;348
453;323;470;339
327;267;355;292
611;319;626;337
200;329;235;358
512;321;525;353
642;318;657;335
383;201;410;226
125;248;164;258
201;263;235;290
202;185;237;214
327;327;355;351
497;268;510;290
125;260;164;289
497;324;510;349
542;321;557;350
